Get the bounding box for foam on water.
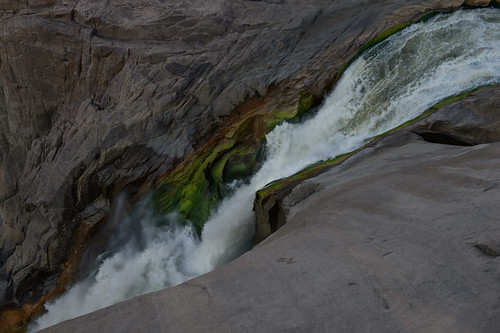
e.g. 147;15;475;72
32;8;500;331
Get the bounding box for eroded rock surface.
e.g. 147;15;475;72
42;85;500;332
2;0;470;311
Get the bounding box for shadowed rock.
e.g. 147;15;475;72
1;0;468;311
41;85;500;333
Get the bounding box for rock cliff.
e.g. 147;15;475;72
41;85;500;332
0;0;493;329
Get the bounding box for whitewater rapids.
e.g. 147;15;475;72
32;8;500;331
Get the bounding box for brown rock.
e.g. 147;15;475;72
0;0;464;313
463;0;492;6
41;85;500;333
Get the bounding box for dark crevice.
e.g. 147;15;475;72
268;202;279;234
413;130;474;146
474;243;500;258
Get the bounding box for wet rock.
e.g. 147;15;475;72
254;180;324;243
0;0;465;313
42;84;500;333
254;85;500;242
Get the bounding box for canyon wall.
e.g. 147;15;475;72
0;0;483;324
42;85;500;333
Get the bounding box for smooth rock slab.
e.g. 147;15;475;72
42;118;500;332
0;0;465;307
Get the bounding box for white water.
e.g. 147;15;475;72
32;8;500;331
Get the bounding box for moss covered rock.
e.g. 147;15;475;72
153;92;319;231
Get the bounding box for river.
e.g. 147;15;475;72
32;8;500;331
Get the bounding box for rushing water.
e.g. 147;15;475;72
32;8;500;331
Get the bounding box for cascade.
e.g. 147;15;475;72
32;8;500;331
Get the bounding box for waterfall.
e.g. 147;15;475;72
31;8;500;331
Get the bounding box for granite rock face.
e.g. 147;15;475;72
0;0;468;314
42;85;500;332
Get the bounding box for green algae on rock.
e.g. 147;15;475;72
254;84;500;243
153;92;318;231
151;7;488;232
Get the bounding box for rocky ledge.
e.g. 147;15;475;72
254;86;500;243
41;86;500;332
1;0;498;330
1;0;468;317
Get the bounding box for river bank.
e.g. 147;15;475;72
1;1;499;331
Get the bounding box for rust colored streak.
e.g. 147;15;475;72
159;94;268;182
0;213;106;332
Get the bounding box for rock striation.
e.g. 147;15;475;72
41;85;500;332
1;0;469;313
5;0;500;329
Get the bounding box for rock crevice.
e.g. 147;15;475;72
0;0;488;329
40;83;500;333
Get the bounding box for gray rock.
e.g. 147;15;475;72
41;84;500;332
410;86;500;144
256;85;500;242
0;0;465;310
